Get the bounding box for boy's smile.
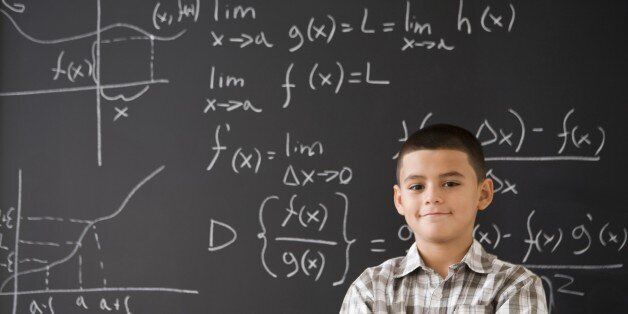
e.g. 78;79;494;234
393;149;493;244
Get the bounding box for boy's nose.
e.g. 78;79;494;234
424;186;443;205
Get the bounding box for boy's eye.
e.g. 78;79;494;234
409;184;423;191
444;181;460;187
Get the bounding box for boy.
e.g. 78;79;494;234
340;124;547;313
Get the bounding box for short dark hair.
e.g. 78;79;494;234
396;123;487;185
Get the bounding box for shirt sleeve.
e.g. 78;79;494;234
339;274;374;314
495;273;548;314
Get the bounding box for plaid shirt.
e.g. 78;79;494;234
340;239;547;313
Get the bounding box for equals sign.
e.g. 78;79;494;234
266;151;276;160
382;22;395;32
341;23;353;33
348;72;362;84
370;239;386;252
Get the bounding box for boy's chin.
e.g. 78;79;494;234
416;233;456;244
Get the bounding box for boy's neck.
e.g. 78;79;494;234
415;235;473;279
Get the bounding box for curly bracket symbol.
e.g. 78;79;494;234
332;192;356;286
258;195;279;278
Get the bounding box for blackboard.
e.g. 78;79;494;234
1;0;626;313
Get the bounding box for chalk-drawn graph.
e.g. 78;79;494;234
0;0;186;166
0;165;198;313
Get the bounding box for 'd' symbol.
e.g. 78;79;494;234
208;219;237;252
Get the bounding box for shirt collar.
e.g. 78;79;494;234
393;239;494;278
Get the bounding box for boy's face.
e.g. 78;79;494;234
393;149;493;245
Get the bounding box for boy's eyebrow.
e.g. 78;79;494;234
403;171;465;182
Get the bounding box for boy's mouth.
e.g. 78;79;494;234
420;211;452;217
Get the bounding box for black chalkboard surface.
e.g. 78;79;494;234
1;0;626;313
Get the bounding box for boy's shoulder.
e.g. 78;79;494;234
348;254;406;290
359;254;406;278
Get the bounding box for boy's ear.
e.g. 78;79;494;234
393;184;405;215
477;178;494;211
